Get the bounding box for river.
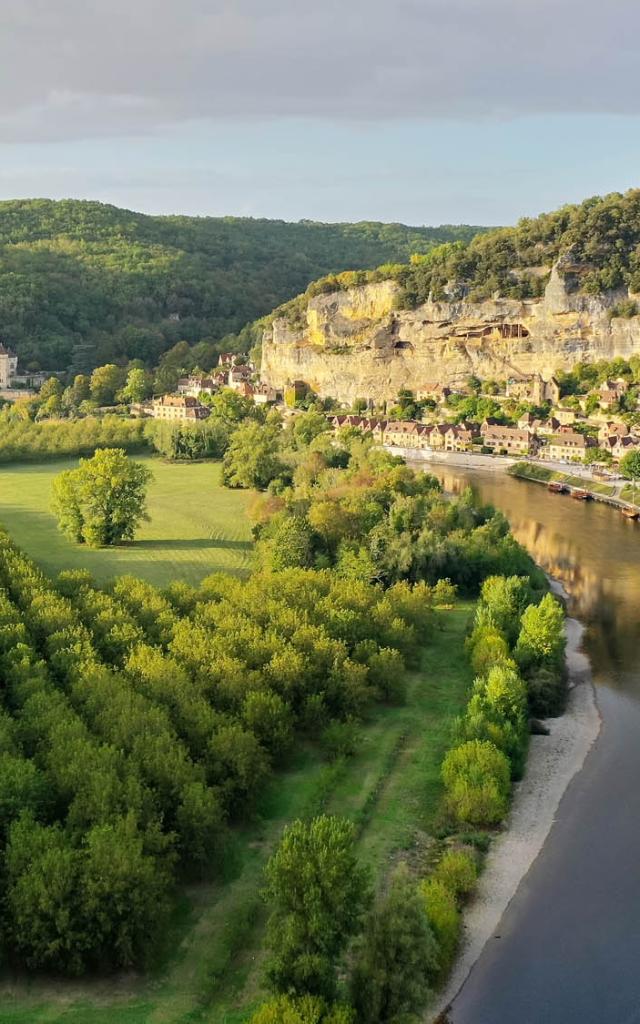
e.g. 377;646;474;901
425;466;640;1024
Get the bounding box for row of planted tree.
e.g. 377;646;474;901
0;523;452;972
246;576;567;1024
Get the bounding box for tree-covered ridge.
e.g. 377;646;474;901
269;189;640;326
398;189;640;304
0;199;485;372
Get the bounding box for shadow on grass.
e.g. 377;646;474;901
0;506;252;584
133;538;252;552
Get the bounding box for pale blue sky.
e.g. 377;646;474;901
1;1;639;226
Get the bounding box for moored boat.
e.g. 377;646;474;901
570;488;591;500
548;481;567;494
621;505;639;519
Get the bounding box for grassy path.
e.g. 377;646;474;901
0;458;253;586
0;603;473;1024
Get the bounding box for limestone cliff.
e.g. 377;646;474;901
261;265;640;404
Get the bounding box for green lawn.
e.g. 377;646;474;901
0;458;254;587
509;463;616;496
0;604;474;1024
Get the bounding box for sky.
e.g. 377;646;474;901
1;0;639;226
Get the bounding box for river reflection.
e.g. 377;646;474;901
427;466;640;699
415;463;640;1024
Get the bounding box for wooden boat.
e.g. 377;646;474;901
570;488;591;500
621;505;639;520
548;481;567;494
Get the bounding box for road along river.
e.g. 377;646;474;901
422;465;640;1024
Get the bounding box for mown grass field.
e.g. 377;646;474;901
0;601;474;1024
0;457;254;586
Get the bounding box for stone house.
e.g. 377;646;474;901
177;375;218;398
383;421;429;449
546;432;596;462
506;373;561;405
148;395;210;421
228;366;254;391
284;380;309;405
533;417;561;436
598;379;629;410
554;407;577;425
427;424;451;449
218;352;247;368
481;424;535;455
443;425;475;451
598;421;629;443
416;383;452;404
252;383;280;405
599;433;640;459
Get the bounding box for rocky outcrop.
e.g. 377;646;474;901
261;266;640;404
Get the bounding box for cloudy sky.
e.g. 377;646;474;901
1;0;639;224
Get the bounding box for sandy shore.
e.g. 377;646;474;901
429;612;601;1021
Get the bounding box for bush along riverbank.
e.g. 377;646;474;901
419;578;567;991
246;577;566;1024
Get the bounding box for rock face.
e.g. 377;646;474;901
261;268;640;404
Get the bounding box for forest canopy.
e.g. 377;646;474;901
0;199;484;373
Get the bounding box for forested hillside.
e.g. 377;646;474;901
397;188;640;305
0;199;484;372
267;189;640;324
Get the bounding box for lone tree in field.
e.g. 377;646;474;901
51;448;153;547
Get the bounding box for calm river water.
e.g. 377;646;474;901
425;466;640;1024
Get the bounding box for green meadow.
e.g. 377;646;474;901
0;457;254;586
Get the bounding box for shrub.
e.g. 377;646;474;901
467;623;511;677
249;995;354;1024
432;578;457;607
515;594;567;716
321;720;361;761
459;699;528;779
350;864;439;1023
479;575;532;645
515;594;565;670
263;816;370;998
441;740;511;826
421;878;460;974
433;848;478;899
483;662;528;725
527;665;567;717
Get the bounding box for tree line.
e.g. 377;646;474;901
0;386;264;465
222;415;546;593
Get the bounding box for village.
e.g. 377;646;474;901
3;340;640;470
129;360;640;470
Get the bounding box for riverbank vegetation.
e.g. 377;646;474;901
246;575;565;1024
508;462;616;497
0;426;566;1023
